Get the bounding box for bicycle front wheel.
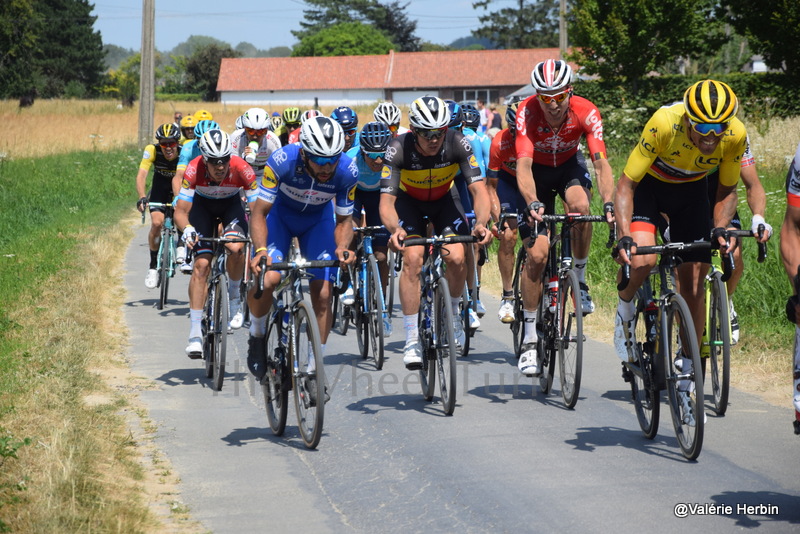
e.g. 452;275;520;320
630;281;660;439
662;294;704;460
387;249;397;317
418;297;435;402
367;256;385;370
292;301;325;449
354;265;368;359
511;247;526;357
157;235;171;310
211;274;229;392
262;311;288;436
459;284;471;357
707;271;730;415
435;279;458;415
557;270;583;409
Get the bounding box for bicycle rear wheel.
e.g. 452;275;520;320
707;272;730;415
367;256;385;370
435;279;458;415
157;234;171;310
537;293;556;395
557;269;583;409
662;294;704;460
511;248;526;357
292;301;325;449
418;292;435;401
262;310;288;435
354;265;368;359
211;274;229;392
629;281;660;439
333;286;350;336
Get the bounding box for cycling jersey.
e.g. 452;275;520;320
230;129;282;179
139;143;181;206
178;155;258;203
622;103;747;186
287;128;301;145
515;94;608;167
787;141;800;207
176;139;201;171
346;146;381;191
706;136;754;228
258;143;357;216
462;127;487;176
487;128;517;182
381;129;482;202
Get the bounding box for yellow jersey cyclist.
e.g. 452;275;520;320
135;123;182;289
613;80;747;406
179;115;196;145
379;96;492;370
275;107;301;146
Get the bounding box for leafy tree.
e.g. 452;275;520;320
722;0;800;79
158;55;188;94
450;36;495;50
170;35;229;58
292;22;395;57
104;53;140;106
185;43;240;101
472;0;560;49
419;42;453;52
103;44;136;71
262;46;292;58
569;0;726;91
235;41;258;58
293;0;420;52
0;0;41;98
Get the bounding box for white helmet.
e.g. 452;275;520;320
530;59;572;93
408;96;449;129
241;107;270;130
373;102;401;126
301;109;323;124
235;115;243;130
300;117;345;158
198;129;232;159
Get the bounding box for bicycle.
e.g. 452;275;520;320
146;202;179;310
618;240;707;460
403;234;476;415
255;255;339;449
332;262;352;336
701;227;767;416
459;211;486;357
511;212;611;408
194;234;252;392
352;226;388;370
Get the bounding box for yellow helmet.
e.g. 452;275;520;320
194;109;214;122
282;107;301;125
180;115;197;129
683;80;738;124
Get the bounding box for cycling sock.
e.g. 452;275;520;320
618;296;635;322
573;257;587;284
675;353;693;392
502;289;514;299
522;310;538;343
149;249;158;269
228;278;241;301
403;314;418;344
249;314;267;337
189;309;203;339
451;296;461;316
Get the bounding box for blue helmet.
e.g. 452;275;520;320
461;103;480;129
194;119;220;138
330;106;358;131
445;100;463;129
359;122;392;153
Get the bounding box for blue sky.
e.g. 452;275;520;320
91;0;518;51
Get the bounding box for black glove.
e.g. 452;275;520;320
603;201;614;216
612;235;635;259
526;201;544;222
711;227;728;248
136;197;147;211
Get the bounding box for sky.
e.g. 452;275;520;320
91;0;519;52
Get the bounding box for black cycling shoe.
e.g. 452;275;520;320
247;336;267;381
305;375;330;406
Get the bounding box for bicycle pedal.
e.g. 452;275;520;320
621;364;633;383
404;362;423;371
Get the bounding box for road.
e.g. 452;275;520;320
123;223;800;533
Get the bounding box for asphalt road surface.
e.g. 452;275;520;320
124;223;800;533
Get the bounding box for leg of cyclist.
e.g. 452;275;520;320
186;253;212;357
614;226;657;363
495;178;521;323
222;219;248;331
144;209;165;288
563;182;594;314
518;233;548;375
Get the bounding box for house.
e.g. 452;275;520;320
216;48;568;107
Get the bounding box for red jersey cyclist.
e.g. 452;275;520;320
515;59;615;376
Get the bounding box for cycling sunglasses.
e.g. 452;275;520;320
308;154;340;166
204;155;230;166
245;128;268;137
416;128;446;140
160;141;178;148
343;128;358;137
537;89;571;105
688;118;728;137
362;151;386;160
387;124;399;133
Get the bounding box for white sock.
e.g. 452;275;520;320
404;314;418;344
228;278;241;301
618;297;635;322
523;310;538;343
189;309;203;339
249;314;267;337
573;257;587;284
451;296;461;316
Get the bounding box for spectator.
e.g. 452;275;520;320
488;103;502;137
477;99;488;134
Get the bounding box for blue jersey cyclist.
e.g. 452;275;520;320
247;116;358;384
332;106;360;151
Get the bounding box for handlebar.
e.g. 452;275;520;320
539;213;616;249
617;241;711;291
354;225;386;235
402;235;478;247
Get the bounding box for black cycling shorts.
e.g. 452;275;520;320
395;187;469;238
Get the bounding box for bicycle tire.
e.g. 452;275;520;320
262;311;288;436
367;256;385;370
157;233;170;310
459;284;471;357
387;249;396;317
354;263;367;358
511;247;526;357
418;289;435;402
708;271;731;415
537;284;556;395
662;294;704;460
334;287;350;336
557;269;583;409
211;273;229;392
202;283;215;379
630;281;660;439
292;301;325;449
435;279;458;415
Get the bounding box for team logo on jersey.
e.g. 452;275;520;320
181;178;190;189
261;167;278;189
249;179;258;190
639;138;656;155
272;149;288;165
381;165;391;179
468;154;479;168
142;149;152;159
385;146;398;160
460;137;472;152
347;185;356;201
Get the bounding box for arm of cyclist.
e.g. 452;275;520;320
515;157;543;224
334;214;356;265
593;157;616;225
174;198;196;248
135;167;149;213
712;183;740;254
379;193;406;251
467;180;493;245
739;163;772;242
612;173;638;265
249;197;272;275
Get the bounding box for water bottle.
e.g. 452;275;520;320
547;276;558;313
245;141;259;164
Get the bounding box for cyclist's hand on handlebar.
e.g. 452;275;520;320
473;223;493;246
182;225;198;249
612;236;635;266
251;248;270;274
712;227;738;255
751;215;773;243
526;201;544;224
136;196;147;213
389;227;407;252
603;201;616;225
337;248;355;266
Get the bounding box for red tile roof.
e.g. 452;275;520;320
217;48;567;92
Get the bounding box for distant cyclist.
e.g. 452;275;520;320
332;106;360;151
230;107;282;178
179;115;196;145
373;102;409;136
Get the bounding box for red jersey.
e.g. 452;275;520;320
515;94;608;167
488;128;517;178
178;155;259;202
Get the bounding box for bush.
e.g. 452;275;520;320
156;92;202;102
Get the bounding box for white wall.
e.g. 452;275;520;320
391;90;440;105
220;89;385;107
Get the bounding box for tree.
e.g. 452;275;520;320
185;43;240;101
170;35;229;58
722;0;800;79
103;44;136;71
292;22;395;57
293;0;420;52
104;53;140;106
0;0;41;98
472;0;560;49
569;0;726;89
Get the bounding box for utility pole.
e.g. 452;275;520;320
138;0;155;149
559;0;567;59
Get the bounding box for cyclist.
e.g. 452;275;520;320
179;115;196;145
247;117;358;382
487;103;521;324
194;109;213;123
230;107;282;178
612;80;746;420
515;59;615;376
780;139;800;434
270;114;284;134
331;106;360;151
346;121;394;335
174;129;258;357
373;102;409;136
275;107;301;146
379;96;492;370
135;123;182;289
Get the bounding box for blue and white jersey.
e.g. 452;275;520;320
176;139;202;171
462;127;487;176
346;146;381;192
258;143;358;216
